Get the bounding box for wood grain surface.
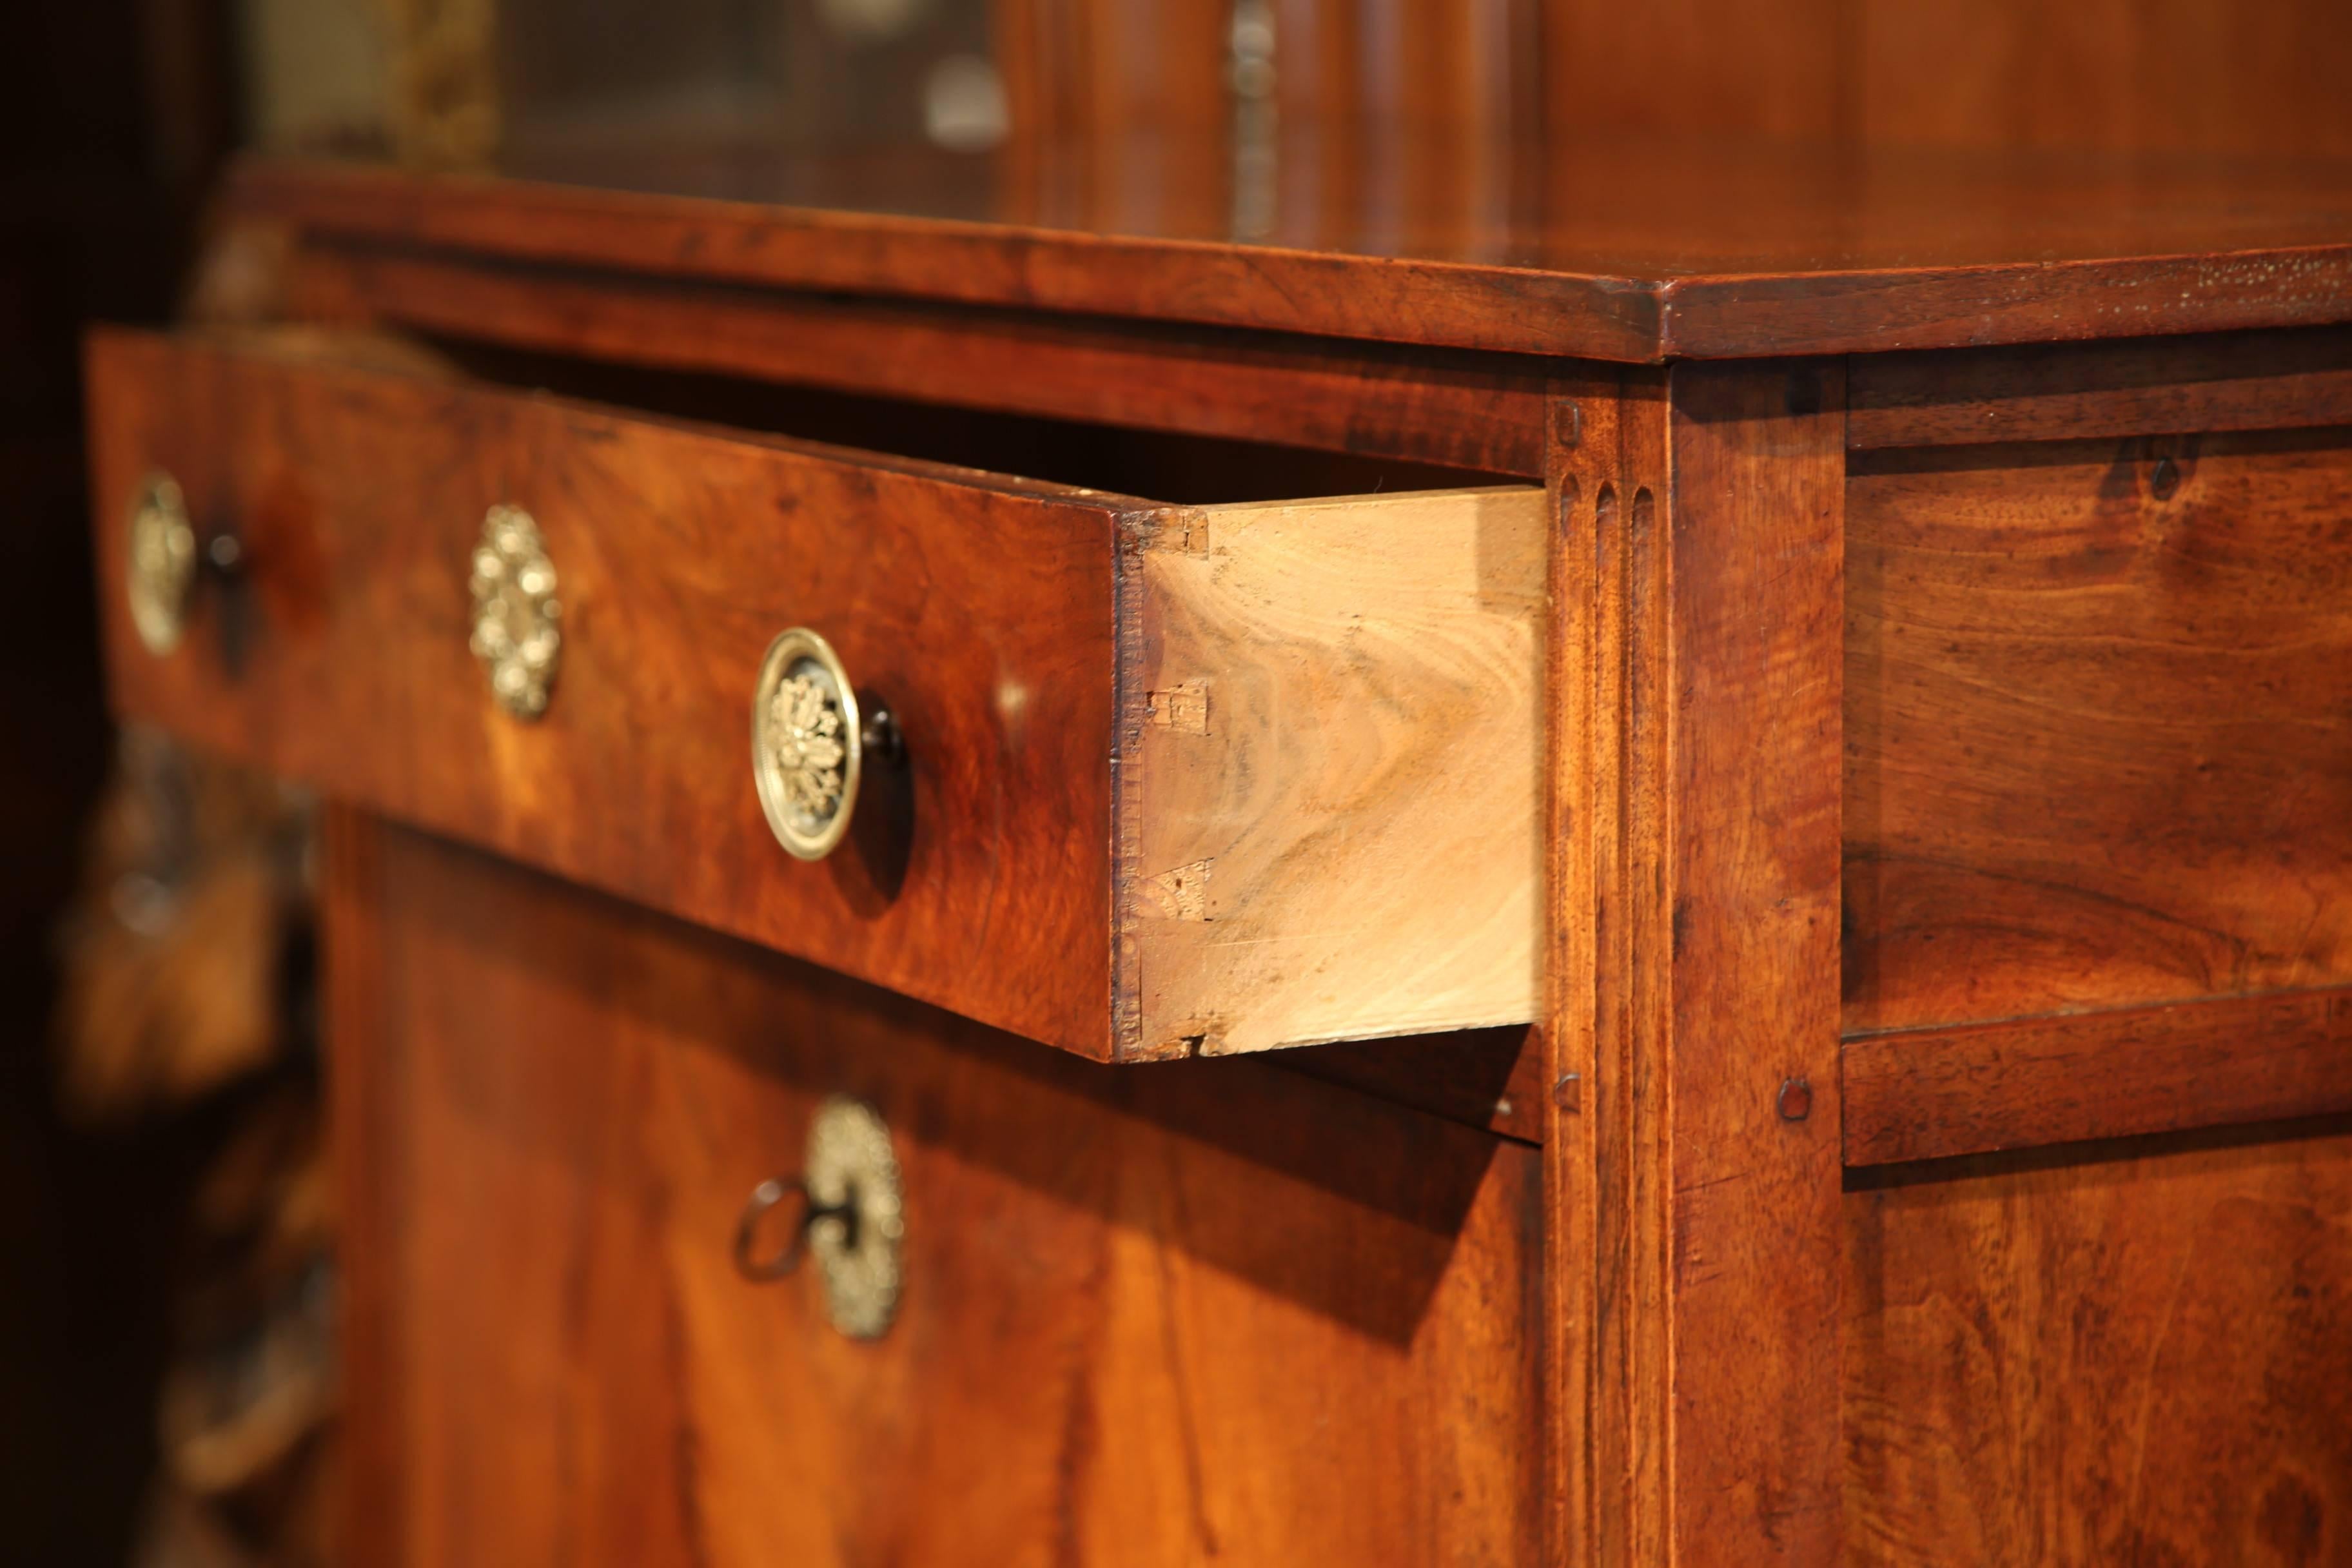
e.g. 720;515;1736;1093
1546;361;1848;1567
90;326;1131;1055
1277;1024;1544;1144
1845;987;2352;1166
232;144;2352;362
329;819;1544;1568
1659;361;1848;1567
1126;485;1544;1057
1845;427;2352;1035
1847;1125;2352;1566
1849;327;2352;451
291;237;1553;476
322;807;402;1568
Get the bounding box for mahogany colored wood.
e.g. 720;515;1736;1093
1544;363;1659;1568
1845;427;2352;1035
90;326;1129;1057
1849;326;2352;451
1846;1125;2352;1565
1845;987;2352;1166
1278;1025;1544;1144
1658;361;1847;1565
231;144;2352;363
329;818;1545;1568
320;807;402;1568
289;237;1553;476
81;133;2352;1568
1546;361;1848;1565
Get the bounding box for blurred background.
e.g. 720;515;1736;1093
5;2;2351;1564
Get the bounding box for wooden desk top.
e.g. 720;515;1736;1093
238;132;2352;362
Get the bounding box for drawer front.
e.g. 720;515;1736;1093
335;818;1544;1567
89;327;1130;1054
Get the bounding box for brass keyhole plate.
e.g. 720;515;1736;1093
805;1095;903;1340
128;472;197;655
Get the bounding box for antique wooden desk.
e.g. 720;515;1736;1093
86;139;2352;1565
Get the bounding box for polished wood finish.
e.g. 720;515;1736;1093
1846;988;2352;1166
1279;1024;1544;1144
332;819;1544;1568
1547;361;1848;1565
92;327;1127;1056
90;327;1546;1061
79;146;2352;1568
1845;427;2352;1036
322;807;402;1568
1847;1125;2352;1566
1849;327;2352;451
233;143;2352;362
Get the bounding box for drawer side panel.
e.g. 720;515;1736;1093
1124;486;1546;1057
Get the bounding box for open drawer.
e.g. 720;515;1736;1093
85;326;1543;1061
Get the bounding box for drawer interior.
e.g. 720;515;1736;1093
88;326;1545;1061
422;333;1519;504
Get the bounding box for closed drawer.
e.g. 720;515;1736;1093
340;819;1544;1567
86;327;1544;1061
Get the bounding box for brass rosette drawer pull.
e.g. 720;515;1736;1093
751;627;901;861
468;504;562;720
126;470;253;664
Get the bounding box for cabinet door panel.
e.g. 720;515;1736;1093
328;816;1543;1568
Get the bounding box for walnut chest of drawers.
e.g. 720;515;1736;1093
88;141;2352;1565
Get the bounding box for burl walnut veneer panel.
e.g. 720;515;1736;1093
332;818;1544;1568
1846;1127;2352;1566
1845;427;2352;1035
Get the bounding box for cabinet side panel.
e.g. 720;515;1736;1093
1846;427;2352;1036
1847;1127;2352;1565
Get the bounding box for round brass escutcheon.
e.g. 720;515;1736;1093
805;1095;904;1340
751;627;863;861
468;505;562;720
730;1097;905;1340
127;472;198;655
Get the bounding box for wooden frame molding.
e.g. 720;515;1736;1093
1547;360;1847;1565
236;157;2352;363
1848;325;2352;451
1844;988;2352;1168
288;238;1553;476
322;805;403;1568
